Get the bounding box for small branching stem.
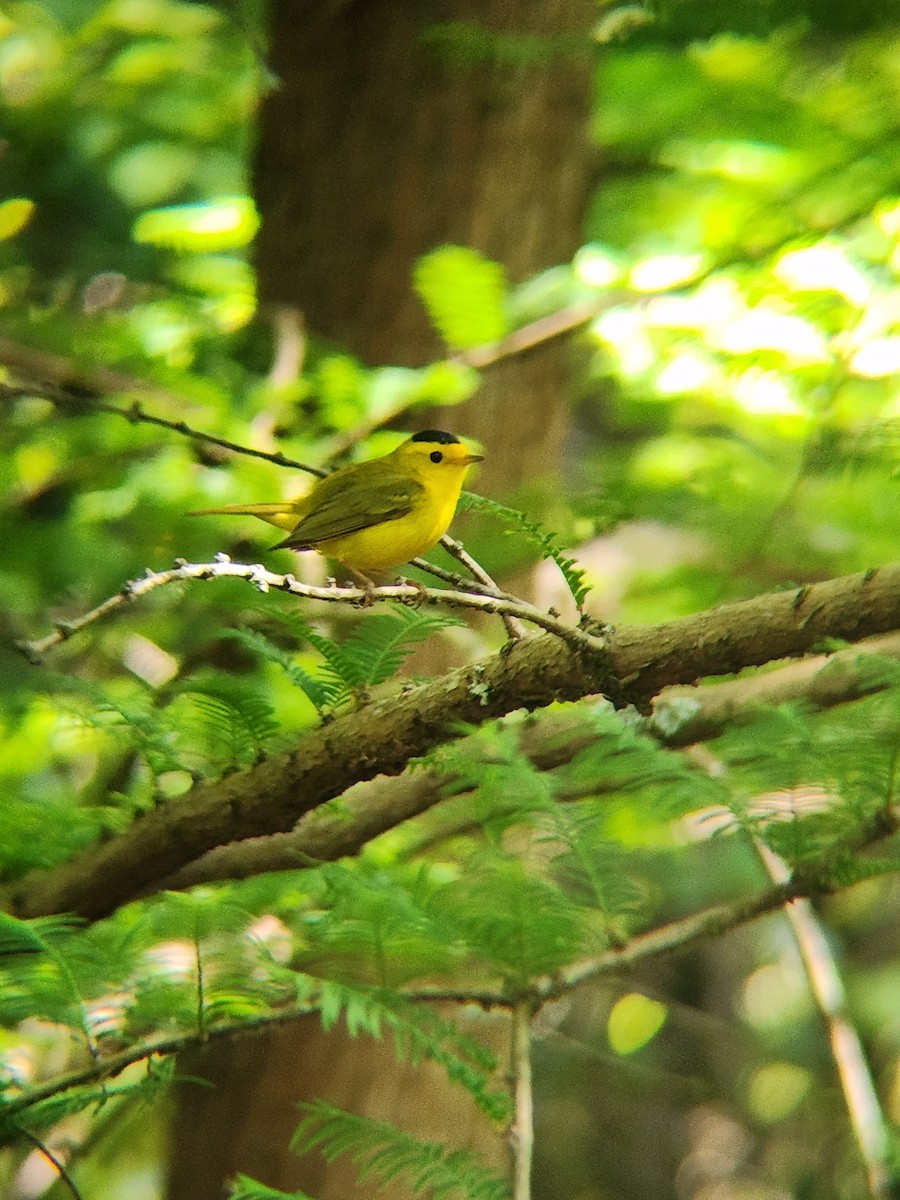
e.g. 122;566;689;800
0;381;326;477
437;535;529;640
756;842;895;1199
16;559;604;661
4;836;900;1137
510;1000;535;1200
17;1130;83;1200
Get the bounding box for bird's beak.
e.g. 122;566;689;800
461;453;484;464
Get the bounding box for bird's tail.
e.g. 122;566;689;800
187;502;298;532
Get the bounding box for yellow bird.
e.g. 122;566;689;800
193;430;483;580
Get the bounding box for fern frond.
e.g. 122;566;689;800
0;914;94;1050
340;607;465;689
306;862;460;986
292;975;507;1121
715;690;900;867
561;703;730;819
536;802;645;923
230;1176;317;1200
47;678;186;776
459;491;591;609
292;1101;510;1200
239;607;461;712
440;857;588;983
256;609;355;708
420;721;556;845
222;627;346;713
413;245;508;351
0;1061;172;1143
0;914;83;957
827;853;900;888
172;675;279;767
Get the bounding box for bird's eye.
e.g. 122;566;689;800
430;450;443;463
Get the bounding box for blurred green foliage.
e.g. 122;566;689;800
1;2;900;1199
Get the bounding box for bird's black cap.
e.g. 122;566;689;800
410;430;460;445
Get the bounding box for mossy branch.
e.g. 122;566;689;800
6;563;900;921
160;630;900;892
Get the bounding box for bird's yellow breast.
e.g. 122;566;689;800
314;469;465;571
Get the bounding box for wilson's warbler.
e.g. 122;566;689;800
193;430;483;579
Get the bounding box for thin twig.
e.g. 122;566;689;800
319;300;614;460
452;299;608;370
3;380;524;627
510;1000;534;1200
15;558;605;662
0;382;325;477
0;334;197;411
439;535;529;640
17;1129;83;1200
756;841;895;1199
407;552;521;601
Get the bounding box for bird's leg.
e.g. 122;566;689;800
396;575;428;607
344;567;379;606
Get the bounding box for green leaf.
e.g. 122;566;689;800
607;992;667;1055
133;197;260;251
413;245;509;350
230;1177;317;1200
0;197;35;241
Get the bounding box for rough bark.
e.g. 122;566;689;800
9;562;900;923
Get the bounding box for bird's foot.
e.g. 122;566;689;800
346;568;379;606
397;576;428;607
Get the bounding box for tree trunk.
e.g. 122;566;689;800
255;0;596;491
168;1010;507;1200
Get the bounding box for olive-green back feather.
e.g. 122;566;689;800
273;460;425;550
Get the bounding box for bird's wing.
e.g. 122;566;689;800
275;467;424;549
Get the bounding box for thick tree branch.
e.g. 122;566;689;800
7;631;608;920
6;563;900;921
651;630;900;747
164;631;900;892
157;770;448;890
